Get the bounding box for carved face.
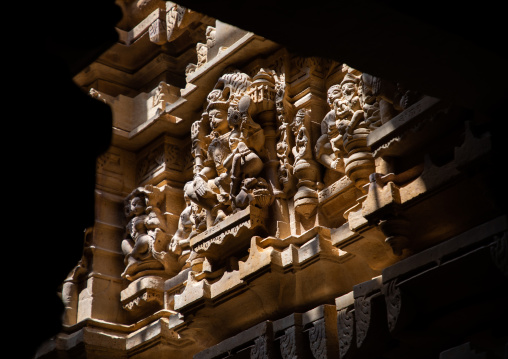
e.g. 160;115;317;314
130;196;145;216
291;111;305;136
208;108;229;134
341;82;357;100
327;85;341;108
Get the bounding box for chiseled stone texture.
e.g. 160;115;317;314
35;1;508;358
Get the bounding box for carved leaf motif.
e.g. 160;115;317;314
385;280;401;332
279;327;296;359
354;296;371;347
337;308;354;357
308;319;327;359
166;4;186;41
251;336;269;359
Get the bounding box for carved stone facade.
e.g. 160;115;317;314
35;1;507;358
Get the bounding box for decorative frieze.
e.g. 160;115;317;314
136;136;192;186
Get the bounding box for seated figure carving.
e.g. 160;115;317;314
185;70;256;225
226;95;265;203
121;185;184;281
121;188;166;280
315;71;379;189
186;90;232;223
315;84;347;183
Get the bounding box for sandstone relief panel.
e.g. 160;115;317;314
117;56;422;320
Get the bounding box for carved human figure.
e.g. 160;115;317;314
185;70;254;224
205;26;216;49
187;98;232;220
292;109;314;166
152;82;177;112
121;190;164;280
361;73;420;124
169;183;194;264
234;177;274;210
196;43;207;68
121;186;182;280
226;96;265;200
290;109;321;219
315;84;346;178
276;121;295;195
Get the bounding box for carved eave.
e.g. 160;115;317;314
171;226;378;344
366;96;447;158
362;96;501;255
78;32;280;154
187;215;508;359
190;205;267;264
381;215;508;336
76;2;215;96
169;32;281;120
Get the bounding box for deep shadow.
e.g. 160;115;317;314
11;1;121;357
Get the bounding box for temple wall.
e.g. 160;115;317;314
35;1;507;358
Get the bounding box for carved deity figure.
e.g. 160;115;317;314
276;121;295;195
196;43;208;68
290;109;321;219
205;26;216;49
315;84;347;180
315;70;379;189
121;188;162;280
121;186;181;281
187;92;232;222
169;183;194;267
185;70;258;224
292;109;314;167
226;95;265;202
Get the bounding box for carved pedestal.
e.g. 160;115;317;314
190;204;266;266
121;276;165;318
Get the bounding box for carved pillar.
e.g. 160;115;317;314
249;69;291;238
